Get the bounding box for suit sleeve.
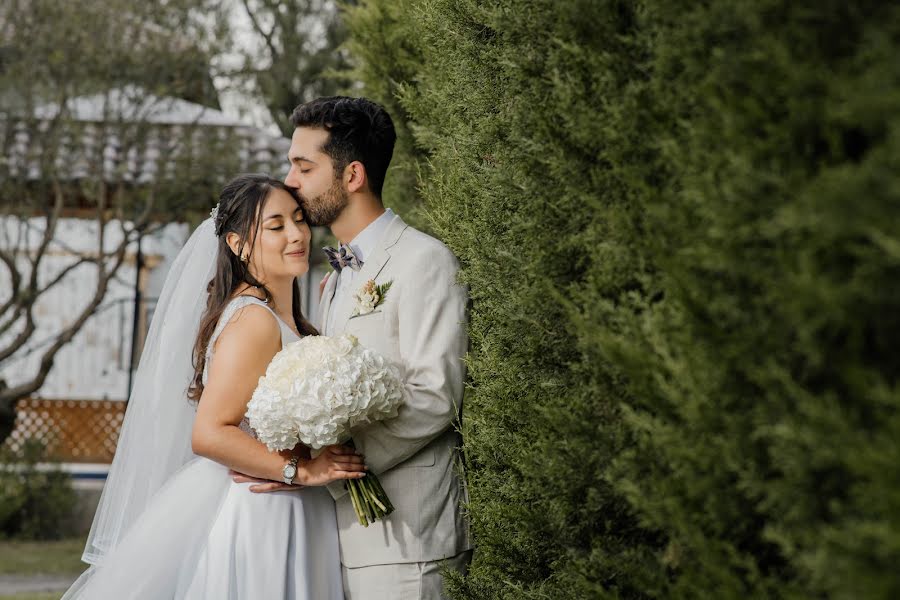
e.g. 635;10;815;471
326;245;468;500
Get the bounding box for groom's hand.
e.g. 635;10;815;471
229;470;300;493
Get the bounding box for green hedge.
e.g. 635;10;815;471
343;1;900;597
343;0;429;228
0;441;77;540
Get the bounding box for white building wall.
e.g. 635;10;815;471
0;216;321;402
0;216;189;401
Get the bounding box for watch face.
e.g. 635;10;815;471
284;464;297;479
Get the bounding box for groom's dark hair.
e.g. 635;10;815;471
290;96;396;198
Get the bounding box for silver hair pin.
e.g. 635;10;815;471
210;202;220;221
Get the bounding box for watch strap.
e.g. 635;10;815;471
283;455;300;485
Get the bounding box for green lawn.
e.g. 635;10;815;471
0;538;84;599
0;538;86;576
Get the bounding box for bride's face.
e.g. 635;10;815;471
245;188;311;282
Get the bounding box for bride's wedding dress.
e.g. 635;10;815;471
63;295;343;599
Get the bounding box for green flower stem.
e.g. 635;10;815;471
349;481;366;526
358;480;376;523
365;482;384;519
368;473;394;513
351;481;369;527
356;481;372;517
362;476;388;512
345;440;394;521
363;478;385;518
377;477;393;511
347;479;368;527
363;486;384;522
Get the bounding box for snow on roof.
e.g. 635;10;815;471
32;85;247;127
4;86;290;182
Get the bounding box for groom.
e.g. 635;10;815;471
250;96;471;599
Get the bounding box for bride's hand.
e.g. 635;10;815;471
231;445;367;493
297;444;368;486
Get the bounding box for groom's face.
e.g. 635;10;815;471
285;127;349;227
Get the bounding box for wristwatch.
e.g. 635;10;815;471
282;456;299;485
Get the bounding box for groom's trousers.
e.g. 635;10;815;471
342;550;472;600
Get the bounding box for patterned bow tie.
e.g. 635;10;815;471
323;244;364;272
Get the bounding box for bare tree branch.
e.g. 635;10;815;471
0;237;131;403
0;249;22;320
0;0;249;440
0;306;24;340
24;179;65;295
34;256;96;296
0;213;164;347
0;302;36;364
241;0;281;61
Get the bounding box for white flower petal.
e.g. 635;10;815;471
245;334;405;450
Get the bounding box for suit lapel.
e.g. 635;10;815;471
331;215;408;334
317;270;339;333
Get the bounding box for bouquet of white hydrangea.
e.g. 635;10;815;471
246;334;404;525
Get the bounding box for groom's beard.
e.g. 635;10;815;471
300;178;349;227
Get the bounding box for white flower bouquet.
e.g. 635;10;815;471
246;334;404;526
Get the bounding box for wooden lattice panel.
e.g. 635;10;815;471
3;398;126;463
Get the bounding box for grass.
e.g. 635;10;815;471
0;538;86;577
0;538;85;599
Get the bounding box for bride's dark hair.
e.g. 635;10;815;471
188;173;318;402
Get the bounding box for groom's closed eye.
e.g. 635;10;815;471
290;156;316;172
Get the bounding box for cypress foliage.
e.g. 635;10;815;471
346;1;666;596
342;0;428;228
408;1;665;596
609;2;900;597
343;0;900;597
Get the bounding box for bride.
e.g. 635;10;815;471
63;174;367;599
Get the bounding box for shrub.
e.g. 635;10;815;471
0;440;77;540
344;0;900;597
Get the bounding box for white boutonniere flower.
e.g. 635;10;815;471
352;279;392;318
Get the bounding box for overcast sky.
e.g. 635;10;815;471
213;1;281;136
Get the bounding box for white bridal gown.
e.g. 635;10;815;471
63;295;343;600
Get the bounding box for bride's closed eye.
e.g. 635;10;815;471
268;218;304;231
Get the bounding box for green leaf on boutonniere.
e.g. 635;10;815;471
374;280;393;307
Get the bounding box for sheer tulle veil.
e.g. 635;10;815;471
80;217;218;565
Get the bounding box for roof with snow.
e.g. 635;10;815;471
2;86;289;183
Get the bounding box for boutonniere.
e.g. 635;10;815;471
351;279;393;318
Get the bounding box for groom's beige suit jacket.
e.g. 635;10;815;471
319;214;471;568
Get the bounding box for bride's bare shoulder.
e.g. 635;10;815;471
214;301;280;353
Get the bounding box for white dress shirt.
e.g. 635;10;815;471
324;208;395;336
